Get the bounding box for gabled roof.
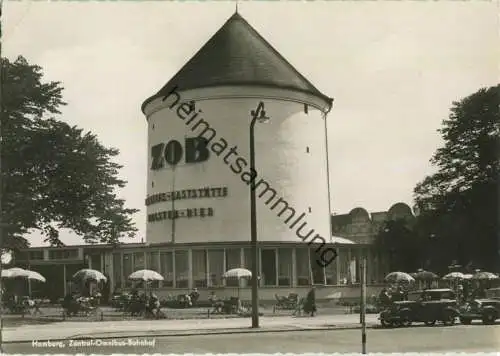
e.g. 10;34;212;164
141;12;332;113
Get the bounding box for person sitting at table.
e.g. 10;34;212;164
189;288;200;306
146;292;160;318
209;292;223;313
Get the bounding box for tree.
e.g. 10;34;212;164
374;218;422;272
0;56;139;247
414;84;499;271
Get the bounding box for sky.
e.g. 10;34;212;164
3;0;498;247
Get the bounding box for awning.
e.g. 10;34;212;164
331;236;356;244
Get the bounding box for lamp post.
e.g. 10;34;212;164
249;102;269;328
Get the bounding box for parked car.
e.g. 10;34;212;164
485;287;500;300
459;298;500;325
379;288;459;327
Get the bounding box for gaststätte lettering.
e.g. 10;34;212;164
145;186;228;206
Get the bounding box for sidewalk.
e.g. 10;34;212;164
2;314;378;343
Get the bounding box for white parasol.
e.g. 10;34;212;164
384;271;415;283
442;272;465;280
223;268;252;279
128;269;164;281
1;267;30;278
26;270;46;283
73;269;107;282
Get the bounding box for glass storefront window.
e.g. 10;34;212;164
123;253;133;287
349;250;359;284
192;250;207;288
112;253;122;289
310;248;325;285
147;252;159;271
296;248;310;286
325;250;338;285
175;251;189;288
146;251;160;288
160;251;174;287
277;248;292;286
133;252;145;271
338;248;349;285
261;249;277;286
225;249;241;287
207;249;224;287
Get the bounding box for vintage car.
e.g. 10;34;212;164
459;298;500;325
485;287;500;300
379;288;460;327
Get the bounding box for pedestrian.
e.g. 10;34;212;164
303;286;317;317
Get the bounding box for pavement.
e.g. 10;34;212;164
4;323;500;354
1;313;378;343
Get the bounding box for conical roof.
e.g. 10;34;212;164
141;12;332;113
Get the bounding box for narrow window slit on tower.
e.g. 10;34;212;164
152;181;155;188
308;207;312;213
152;124;155;130
304;104;308;114
306;146;310;153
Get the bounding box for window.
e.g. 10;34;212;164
357;248;368;284
225;249;241;287
133;252;145;271
147;252;159;271
325;251;338;285
192;250;207;288
175;251;189;288
147;251;160;288
296;248;310;286
207;249;224;287
123;254;133;287
92;254;103;271
310;248;325;285
48;249;78;260
29;251;44;260
348;255;359;284
261;249;276;286
241;248;260;287
160;251;174;287
349;250;359;284
113;253;122;289
338;248;349;285
277;248;292;286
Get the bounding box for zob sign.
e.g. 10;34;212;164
151;137;210;170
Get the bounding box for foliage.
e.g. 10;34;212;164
414;84;500;272
1;56;139;247
374;218;422;272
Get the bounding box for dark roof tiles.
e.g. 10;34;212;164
141;12;331;113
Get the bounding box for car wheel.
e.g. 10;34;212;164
392;320;402;328
380;319;390;328
442;312;456;326
400;313;412;327
459;317;472;325
424;320;436;326
482;312;496;325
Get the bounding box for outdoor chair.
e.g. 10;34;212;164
222;297;239;314
210;298;224;314
292;297;305;316
273;293;298;313
23;298;42;316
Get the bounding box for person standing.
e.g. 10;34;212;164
303;286;317;317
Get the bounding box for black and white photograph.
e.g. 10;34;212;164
0;0;498;354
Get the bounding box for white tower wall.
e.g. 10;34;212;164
145;87;331;245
